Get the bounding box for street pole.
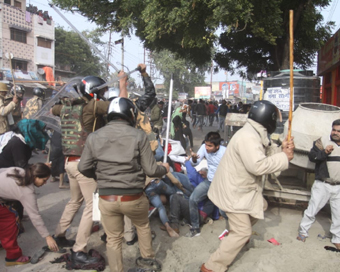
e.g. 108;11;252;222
163;73;174;163
121;37;124;71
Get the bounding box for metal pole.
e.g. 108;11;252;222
163;74;174;163
121;37;124;71
49;3;119;72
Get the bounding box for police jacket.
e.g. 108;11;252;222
0;95;16;134
78;119;167;194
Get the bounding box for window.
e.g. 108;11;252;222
11;60;28;72
14;0;21;9
4;0;11;5
10;28;27;43
37;37;52;49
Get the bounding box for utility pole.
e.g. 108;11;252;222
107;28;112;76
210;61;213;99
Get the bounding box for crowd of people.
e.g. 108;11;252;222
0;64;338;272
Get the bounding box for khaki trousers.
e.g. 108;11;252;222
205;199;268;272
124;216;135;241
99;194;154;272
54;161;97;252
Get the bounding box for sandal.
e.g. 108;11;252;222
6;255;31;266
297;234;306;242
136;257;162;271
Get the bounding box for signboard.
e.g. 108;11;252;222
2;68;40;81
318;28;340;75
195;86;211;99
265;87;293;111
178;92;188;101
219;82;240;97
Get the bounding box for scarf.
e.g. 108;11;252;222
17;119;49;150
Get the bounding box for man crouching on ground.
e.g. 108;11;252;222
78;97;169;272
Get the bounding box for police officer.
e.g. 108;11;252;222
0;83;18;134
5;85;25;126
51;76;110;265
78;97;169;272
22;87;45;119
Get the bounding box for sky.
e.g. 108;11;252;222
29;0;340;86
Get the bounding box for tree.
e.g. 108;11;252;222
152;50;209;98
55;26;104;76
52;0;335;78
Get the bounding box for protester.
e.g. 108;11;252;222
52;76;110;265
201;100;294;272
186;132;226;237
0;163;58;266
0;119;49;169
208;101;217;126
297;119;340;249
78;97;169;272
22;87;45;119
0;82;18;135
195;99;206;131
216;100;228;132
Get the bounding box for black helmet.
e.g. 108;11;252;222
107;97;137;126
248;100;279;134
11;85;25;99
79;76;106;100
33;87;45;99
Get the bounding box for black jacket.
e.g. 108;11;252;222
308;137;330;181
135;75;156;112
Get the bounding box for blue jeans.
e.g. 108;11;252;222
145;180;176;225
154;139;164;161
171;172;194;197
189;179;211;229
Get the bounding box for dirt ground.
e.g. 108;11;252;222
1;120;340;272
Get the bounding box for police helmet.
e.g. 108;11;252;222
107;97;137;126
103;87;120;101
11;85;25;99
248;100;279;134
33;87;45;99
79;76;106;100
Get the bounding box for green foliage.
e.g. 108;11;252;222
152;50;209;98
55;26;105;77
52;0;335;78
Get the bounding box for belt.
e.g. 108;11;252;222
66;156;81;162
99;192;143;202
323;180;340;186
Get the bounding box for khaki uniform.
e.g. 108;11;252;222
0;95;16;134
205;119;289;272
22;96;43;119
78;120;167;272
53;97;110;253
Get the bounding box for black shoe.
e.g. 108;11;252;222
53;235;75;247
101;233;107;243
71;249;99;264
126;234;138;246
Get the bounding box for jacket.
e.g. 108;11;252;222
0;167;50;238
150;104;163;127
52;98;110;133
196;103;206;115
78;120;167;193
0;95;16;134
208;119;289;219
22;96;43;119
309;135;340;183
